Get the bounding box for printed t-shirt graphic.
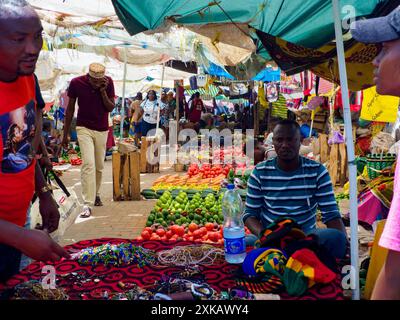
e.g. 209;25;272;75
0;75;37;227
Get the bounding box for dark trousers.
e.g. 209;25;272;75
0;244;21;283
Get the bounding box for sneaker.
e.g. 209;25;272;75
94;196;103;207
79;206;92;218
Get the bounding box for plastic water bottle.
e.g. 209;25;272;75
222;184;246;264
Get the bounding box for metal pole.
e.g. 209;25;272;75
156;63;166;136
176;81;180;130
119;46;128;139
332;0;360;300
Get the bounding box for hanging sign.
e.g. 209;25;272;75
266;82;279;102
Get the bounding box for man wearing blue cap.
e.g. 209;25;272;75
351;6;400;300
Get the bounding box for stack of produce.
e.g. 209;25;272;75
151;173;224;191
212;146;247;163
221;168;253;189
147;190;224;228
187;163;233;179
59;147;82;166
138;222;252;244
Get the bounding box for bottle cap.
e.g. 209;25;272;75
227;184;235;190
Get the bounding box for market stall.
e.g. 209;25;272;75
0;239;343;300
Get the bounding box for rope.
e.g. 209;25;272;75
157;245;224;267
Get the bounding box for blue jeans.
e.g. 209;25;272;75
141;121;157;136
245;228;347;260
308;228;347;260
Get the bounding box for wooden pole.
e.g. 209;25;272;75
112;152;121;201
129;151;141;200
140;136;148;173
122;154;130;199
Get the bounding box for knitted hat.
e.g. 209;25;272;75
242;247;287;277
255;218;306;249
283;248;336;296
88;63;106;79
241;247;287;293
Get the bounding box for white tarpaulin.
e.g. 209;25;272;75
29;0;254;66
36;49;193;101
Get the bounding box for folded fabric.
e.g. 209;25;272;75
255;217;306;249
284;248;336;296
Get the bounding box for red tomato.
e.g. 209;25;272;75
136;236;143;241
141;230;151;240
165;230;173;239
188;223;198;233
188;236;194;241
205;223;214;231
170;225;179;234
144;227;153;233
156;228;166;237
192;230;202;239
176;226;185;237
170;235;179;241
199;227;207;236
150;234;160;240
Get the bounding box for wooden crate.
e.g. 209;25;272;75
327;142;348;187
140;137;160;173
112;151;141;201
174;163;185;172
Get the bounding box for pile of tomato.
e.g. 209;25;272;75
138;222;251;244
70;158;83;166
187;164;233;179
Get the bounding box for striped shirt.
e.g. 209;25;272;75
244;157;340;233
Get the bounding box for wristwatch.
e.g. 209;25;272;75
37;184;52;196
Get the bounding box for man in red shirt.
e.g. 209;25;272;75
0;0;69;282
188;92;205;132
62;63;115;218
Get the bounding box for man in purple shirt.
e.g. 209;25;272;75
62;63;115;218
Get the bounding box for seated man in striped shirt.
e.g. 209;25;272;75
244;119;348;259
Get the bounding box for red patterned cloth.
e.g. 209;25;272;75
0;238;343;300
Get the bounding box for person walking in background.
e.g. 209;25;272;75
159;92;170;140
129;92;143;145
140;90;161;137
352;6;400;300
187;92;204;132
62;63;115;218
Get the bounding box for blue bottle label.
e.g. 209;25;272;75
224;237;245;255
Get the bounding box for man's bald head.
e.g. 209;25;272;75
0;0;43;82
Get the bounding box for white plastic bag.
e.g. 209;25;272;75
30;187;79;241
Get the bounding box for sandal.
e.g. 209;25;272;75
80;206;92;218
94;196;103;207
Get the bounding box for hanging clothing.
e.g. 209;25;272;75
271;95;288;119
